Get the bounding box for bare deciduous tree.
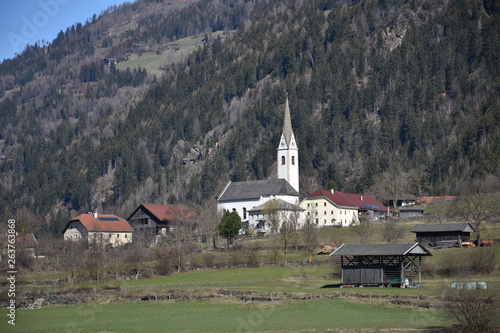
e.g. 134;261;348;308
301;176;320;197
279;211;297;265
61;240;87;286
15;208;40;236
170;205;200;272
264;200;302;265
382;219;405;243
454;175;500;245
84;239;107;289
444;287;496;333
202;200;222;249
107;247;127;281
154;245;175;276
369;161;415;215
302;210;321;265
263;199;282;233
126;240;148;280
351;216;372;243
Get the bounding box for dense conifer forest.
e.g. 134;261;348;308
0;0;498;236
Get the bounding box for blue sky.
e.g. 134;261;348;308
0;0;130;62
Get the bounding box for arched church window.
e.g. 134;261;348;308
292;156;295;165
281;156;285;165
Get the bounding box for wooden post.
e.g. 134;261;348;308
400;256;404;287
341;256;344;285
418;256;422;285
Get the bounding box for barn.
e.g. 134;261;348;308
410;222;475;245
330;243;432;287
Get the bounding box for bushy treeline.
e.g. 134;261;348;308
0;0;499;235
13;237;296;284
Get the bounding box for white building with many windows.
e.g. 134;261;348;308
300;189;388;227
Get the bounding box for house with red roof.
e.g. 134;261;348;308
299;189;388;227
127;204;201;246
62;213;133;247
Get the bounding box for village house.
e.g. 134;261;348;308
127;203;201;246
217;97;302;233
300;189;388;227
62;213;133;247
103;58;117;66
246;198;305;235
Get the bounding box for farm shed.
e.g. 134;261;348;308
410;222;475;244
397;206;425;218
330;243;432;287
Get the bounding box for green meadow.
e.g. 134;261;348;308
116;30;231;76
2;216;499;332
3;259;499;332
1;298;445;333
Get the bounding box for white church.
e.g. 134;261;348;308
217;97;304;234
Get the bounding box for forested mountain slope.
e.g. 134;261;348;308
0;0;498;235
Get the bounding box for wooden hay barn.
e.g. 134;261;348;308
330;243;432;287
410;222;475;244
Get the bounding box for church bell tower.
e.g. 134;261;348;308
277;96;299;193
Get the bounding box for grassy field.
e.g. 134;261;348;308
116;30;231;76
2;214;499;332
0;298;446;333
2;253;498;332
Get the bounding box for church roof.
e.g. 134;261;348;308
282;97;294;147
218;179;299;202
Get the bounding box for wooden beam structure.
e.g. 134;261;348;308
330;243;432;287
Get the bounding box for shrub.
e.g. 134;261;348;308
421;259;437;277
155;246;175;276
17;249;36;271
438;247;497;276
444;287;497;333
245;244;261;268
469;247;496;274
228;250;242;267
202;252;216;268
438;251;470;276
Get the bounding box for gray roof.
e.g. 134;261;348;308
218;179;299;202
398;206;425;211
247;198;304;213
330;243;432;256
410;222;475;233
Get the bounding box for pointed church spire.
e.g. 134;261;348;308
282;95;293;147
277;94;299;193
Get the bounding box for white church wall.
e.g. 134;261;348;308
217;194;300;221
